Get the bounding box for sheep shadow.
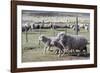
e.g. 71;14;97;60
23;47;37;50
71;53;90;57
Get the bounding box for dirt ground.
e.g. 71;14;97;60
22;28;90;62
22;48;90;62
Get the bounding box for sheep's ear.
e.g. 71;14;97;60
38;36;42;40
40;34;44;37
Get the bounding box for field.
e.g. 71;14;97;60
22;28;90;62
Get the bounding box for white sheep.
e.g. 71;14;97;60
38;35;64;57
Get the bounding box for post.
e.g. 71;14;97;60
66;19;68;34
88;24;89;32
25;27;28;42
39;20;44;46
53;22;55;36
75;16;78;35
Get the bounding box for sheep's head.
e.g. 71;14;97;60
57;32;65;39
38;35;45;41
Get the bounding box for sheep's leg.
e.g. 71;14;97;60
67;49;70;55
85;47;87;55
77;49;82;56
80;49;83;55
83;46;87;56
70;49;73;55
43;45;48;54
71;49;74;55
56;48;64;56
61;48;69;56
72;49;77;55
47;46;50;51
57;48;64;57
59;42;67;56
59;41;66;50
58;49;62;57
64;46;70;55
61;49;66;56
55;49;59;54
79;46;87;56
47;46;53;52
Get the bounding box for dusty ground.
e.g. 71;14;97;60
22;28;90;62
22;48;90;62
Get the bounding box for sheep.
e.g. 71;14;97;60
57;32;89;56
22;23;31;32
72;24;80;31
38;35;64;57
84;24;89;31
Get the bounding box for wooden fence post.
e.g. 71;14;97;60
75;16;79;35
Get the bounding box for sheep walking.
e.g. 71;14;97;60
38;35;64;57
38;32;89;57
57;32;89;56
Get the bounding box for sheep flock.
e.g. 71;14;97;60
39;32;89;57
